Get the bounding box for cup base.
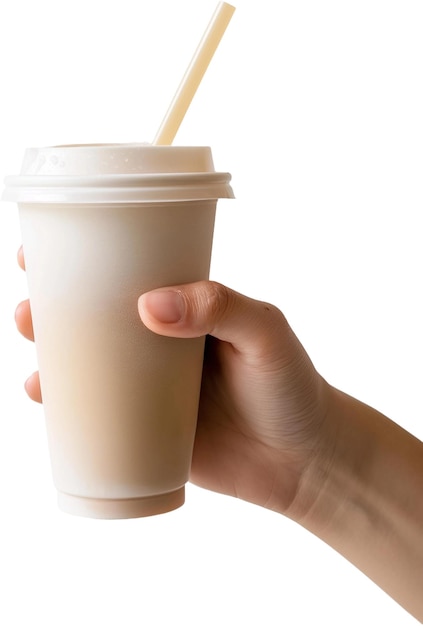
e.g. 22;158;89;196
57;487;185;519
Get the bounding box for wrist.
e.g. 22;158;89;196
285;385;423;620
286;386;376;530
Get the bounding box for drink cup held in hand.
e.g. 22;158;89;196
2;143;234;519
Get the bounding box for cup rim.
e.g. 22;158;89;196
2;171;234;204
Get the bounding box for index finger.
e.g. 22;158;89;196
17;245;25;270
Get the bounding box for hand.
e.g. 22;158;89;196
138;282;332;513
14;247;423;619
15;246;331;514
138;283;423;623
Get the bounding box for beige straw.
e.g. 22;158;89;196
153;2;236;145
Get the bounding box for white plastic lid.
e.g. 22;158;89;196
2;144;234;204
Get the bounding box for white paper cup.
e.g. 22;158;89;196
2;144;234;519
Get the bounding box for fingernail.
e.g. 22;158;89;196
140;290;184;323
24;376;32;395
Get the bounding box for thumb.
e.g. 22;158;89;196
138;280;293;355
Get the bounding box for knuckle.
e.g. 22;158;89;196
198;281;232;331
264;301;289;327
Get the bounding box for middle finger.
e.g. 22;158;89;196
15;299;34;341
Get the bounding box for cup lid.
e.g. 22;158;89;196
2;144;234;204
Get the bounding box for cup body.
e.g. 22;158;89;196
3;144;233;518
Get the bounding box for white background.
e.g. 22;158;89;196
0;1;422;624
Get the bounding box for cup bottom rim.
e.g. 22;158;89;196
57;487;185;519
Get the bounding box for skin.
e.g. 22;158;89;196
15;246;423;621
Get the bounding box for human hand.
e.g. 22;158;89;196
138;281;331;513
15;247;423;620
140;282;423;623
15;246;332;515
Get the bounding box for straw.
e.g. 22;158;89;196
153;2;236;145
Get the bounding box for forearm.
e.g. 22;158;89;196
289;386;423;621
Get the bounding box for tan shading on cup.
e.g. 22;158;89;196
2;2;235;519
